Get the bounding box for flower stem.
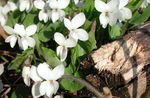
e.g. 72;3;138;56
61;75;105;98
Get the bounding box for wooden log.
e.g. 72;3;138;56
81;23;150;98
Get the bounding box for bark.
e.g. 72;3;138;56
81;23;150;98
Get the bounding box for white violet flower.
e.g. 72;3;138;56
3;24;21;48
64;12;88;41
95;0;119;28
18;0;33;12
22;65;43;86
31;62;64;98
49;0;70;23
17;24;37;50
118;0;132;22
35;1;51;23
54;32;77;62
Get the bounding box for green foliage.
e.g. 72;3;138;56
129;5;150;26
109;25;123;40
60;65;84;91
41;47;61;68
10;84;31;98
8;49;34;70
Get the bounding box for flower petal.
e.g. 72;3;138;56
32;82;42;98
57;46;68;62
72;13;86;29
30;66;42;82
119;7;132;21
107;0;119;10
64;18;72;30
54;32;65;45
51;10;59;23
99;13;109;28
51;64;64;80
69;31;79;41
95;0;107;12
52;81;59;94
108;13;118;26
38;9;49;23
20;37;29;50
75;29;89;41
34;0;45;9
3;26;14;35
119;0;129;9
64;38;77;48
26;25;37;36
39;81;55;97
5;35;17;48
49;0;58;9
22;66;30;86
54;95;61;98
14;24;26;37
26;37;36;48
19;0;29;12
0;14;7;26
37;62;51;80
0;64;4;75
57;0;70;9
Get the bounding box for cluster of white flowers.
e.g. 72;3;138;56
1;0;148;98
0;1;17;26
4;24;37;50
22;62;64;98
95;0;132;28
54;12;88;61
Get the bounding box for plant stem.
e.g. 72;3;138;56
61;75;105;98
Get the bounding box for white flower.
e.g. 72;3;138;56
31;62;64;98
22;66;31;86
35;1;51;23
141;0;150;8
74;0;84;7
18;0;33;12
17;24;37;50
64;13;88;41
118;0;132;22
0;7;7;26
0;1;16;26
49;0;70;23
0;64;4;75
95;0;119;28
54;32;77;61
3;1;17;14
22;66;42;86
3;25;20;48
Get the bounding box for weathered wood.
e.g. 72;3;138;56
81;23;150;98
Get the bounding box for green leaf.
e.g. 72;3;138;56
129;5;150;26
23;13;36;26
37;22;63;42
8;49;34;70
71;44;86;67
41;47;61;68
109;25;123;40
11;84;31;98
60;66;84;91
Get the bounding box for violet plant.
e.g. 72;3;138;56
0;0;150;98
